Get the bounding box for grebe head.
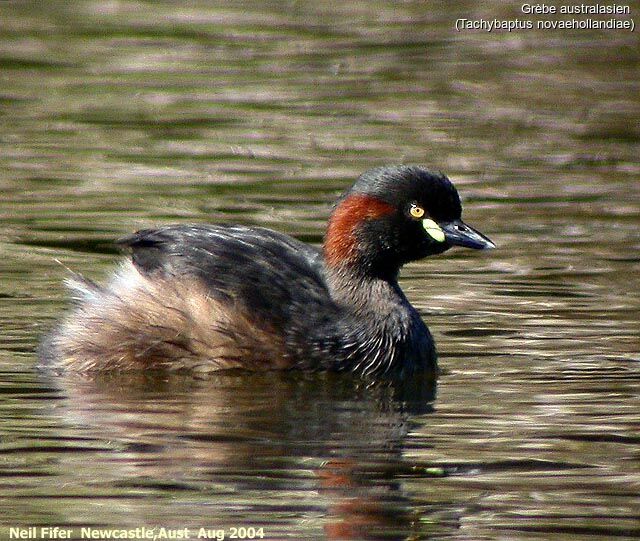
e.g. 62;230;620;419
324;165;495;279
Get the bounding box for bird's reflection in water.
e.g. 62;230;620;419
43;370;439;539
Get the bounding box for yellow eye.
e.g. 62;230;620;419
409;204;425;219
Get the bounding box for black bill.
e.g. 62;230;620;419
440;219;496;250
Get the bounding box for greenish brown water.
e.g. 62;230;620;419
1;1;639;539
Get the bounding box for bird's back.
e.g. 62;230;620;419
40;225;340;372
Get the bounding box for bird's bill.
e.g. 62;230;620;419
439;219;496;250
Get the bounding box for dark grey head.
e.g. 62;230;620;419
324;165;495;278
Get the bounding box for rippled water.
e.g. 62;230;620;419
1;1;639;539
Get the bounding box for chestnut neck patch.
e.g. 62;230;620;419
324;194;395;268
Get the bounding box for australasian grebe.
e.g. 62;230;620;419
39;165;495;376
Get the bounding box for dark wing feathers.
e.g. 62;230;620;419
118;224;331;327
